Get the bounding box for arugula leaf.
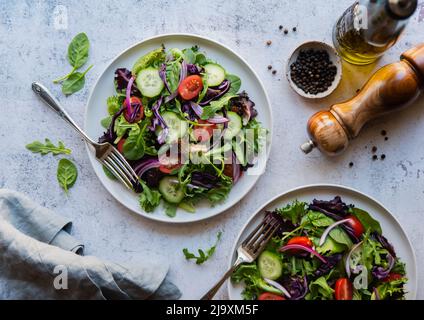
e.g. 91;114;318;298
226;74;241;94
139;180;162;213
305;276;334;300
67;32;90;69
62;65;93;95
349;207;382;234
183;231;222;265
276;200;307;225
373;278;407;300
133;48;165;75
114;115;139;139
200;94;237;120
57;159;78;193
26;139;71;156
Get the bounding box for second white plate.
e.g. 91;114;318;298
227;184;417;300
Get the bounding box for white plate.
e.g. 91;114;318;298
84;34;272;223
227;184;417;300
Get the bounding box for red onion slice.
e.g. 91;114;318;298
345;241;364;278
125;76;135;115
263;278;292;299
279;244;327;264
319;219;350;246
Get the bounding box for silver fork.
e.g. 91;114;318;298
31;82;140;190
201;214;281;300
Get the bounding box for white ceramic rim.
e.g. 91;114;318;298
84;33;273;224
285;41;343;99
227;183;418;299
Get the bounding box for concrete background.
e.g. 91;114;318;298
0;0;423;299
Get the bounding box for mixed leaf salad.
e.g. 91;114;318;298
98;46;266;216
232;197;407;300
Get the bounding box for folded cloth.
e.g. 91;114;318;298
0;189;181;300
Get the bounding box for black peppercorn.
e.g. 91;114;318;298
293;27;297;32
284;29;289;34
372;155;378;161
349;162;354;168
279;25;283;30
266;40;272;46
381;154;386;160
267;65;272;70
372;146;377;153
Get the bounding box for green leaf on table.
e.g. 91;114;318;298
183;231;222;265
61;65;93;95
68;32;90;69
57;158;78;193
26;139;71;156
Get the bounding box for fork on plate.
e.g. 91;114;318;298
32;82;140;190
200;213;281;300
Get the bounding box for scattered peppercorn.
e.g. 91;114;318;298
284;29;289;34
381;154;386;160
293;27;297;32
356;88;360;93
372;146;378;153
372;155;378;161
266;40;272;46
272;70;277;75
381;130;387;136
290;49;338;95
385;137;389;141
349;162;354;168
279;25;283;30
267;65;272;70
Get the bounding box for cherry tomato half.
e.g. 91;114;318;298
383;273;403;283
117;138;126;154
334;278;353;300
345;215;365;238
124;96;144;123
178;75;203;100
193;120;217;142
287;236;313;254
159;164;182;174
258;293;286;300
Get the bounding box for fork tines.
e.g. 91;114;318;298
242;214;281;257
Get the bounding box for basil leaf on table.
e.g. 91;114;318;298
67;32;90;69
61;65;93;95
57;159;78;193
26;139;71;156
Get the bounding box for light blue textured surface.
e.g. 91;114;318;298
0;0;423;299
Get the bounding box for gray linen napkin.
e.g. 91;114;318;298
0;189;181;300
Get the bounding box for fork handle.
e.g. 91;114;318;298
31;82;96;145
200;257;243;300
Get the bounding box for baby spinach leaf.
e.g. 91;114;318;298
68;32;90;69
61;65;93;95
102;165;117;180
349;207;382;234
183;231;222;265
57;159;78;193
122;120;149;161
26;139;71;156
226;74;241;94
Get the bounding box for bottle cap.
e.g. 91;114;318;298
387;0;418;20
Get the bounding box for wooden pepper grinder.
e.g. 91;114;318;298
301;43;424;156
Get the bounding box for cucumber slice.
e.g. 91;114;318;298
258;251;283;280
224;111;242;140
204;64;226;86
136;67;164;98
157;111;188;143
159;177;185;204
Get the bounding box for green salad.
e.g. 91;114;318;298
98;46;266;216
232;196;407;300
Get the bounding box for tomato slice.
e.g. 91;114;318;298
258;293;286;300
159;164;182;174
178;75;203;100
334;278;353;300
193;120;217;142
124;96;144;123
287;236;313;254
345;215;365;238
117;138;126;154
383;273;403;282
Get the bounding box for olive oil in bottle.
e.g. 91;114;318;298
333;0;417;65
